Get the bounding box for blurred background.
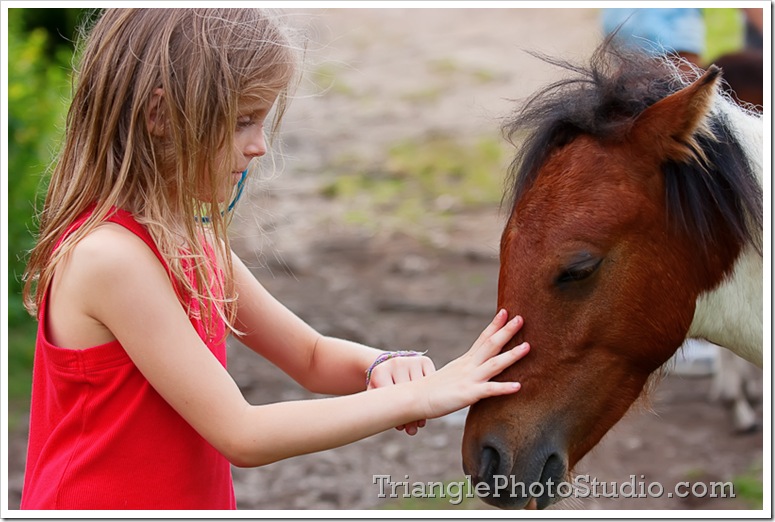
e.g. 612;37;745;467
6;6;764;511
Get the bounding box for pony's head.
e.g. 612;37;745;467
462;40;762;509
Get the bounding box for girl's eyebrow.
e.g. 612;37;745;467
238;99;273;115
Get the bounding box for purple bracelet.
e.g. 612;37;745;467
365;350;427;387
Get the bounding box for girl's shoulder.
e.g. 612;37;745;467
47;222;171;349
69;221;164;279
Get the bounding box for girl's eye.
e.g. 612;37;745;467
236;118;254;129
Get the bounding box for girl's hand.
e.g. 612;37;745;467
416;309;529;420
367;354;435;436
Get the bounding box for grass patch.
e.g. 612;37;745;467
427;57;499;85
428;57;460;76
376;478;490;510
310;62;355;97
385;135;504;206
732;463;763;509
320;134;507;232
471;68;498;84
400;86;445;104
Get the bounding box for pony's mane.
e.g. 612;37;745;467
504;37;763;255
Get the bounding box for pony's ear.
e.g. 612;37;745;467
629;65;721;164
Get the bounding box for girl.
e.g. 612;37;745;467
21;8;530;510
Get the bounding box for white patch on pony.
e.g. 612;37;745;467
686;95;763;368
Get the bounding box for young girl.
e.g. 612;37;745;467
21;8;530;510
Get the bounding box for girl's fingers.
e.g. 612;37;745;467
470;343;528;403
419;318;529;419
370;359;413;389
406;361;429;433
472;315;524;363
421;357;436;376
398;420;423;435
370;358;430;433
484;380;522;398
367;369;393;390
481;342;530;378
393;365;411;385
408;361;426;382
470;309;509;349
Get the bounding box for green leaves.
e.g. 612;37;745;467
7;9;74;398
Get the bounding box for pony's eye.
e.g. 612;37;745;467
556;256;602;285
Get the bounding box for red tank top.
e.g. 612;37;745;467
21;208;236;510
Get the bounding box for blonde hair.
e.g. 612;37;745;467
24;8;300;338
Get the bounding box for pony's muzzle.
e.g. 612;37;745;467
467;440;528;508
466;439;567;509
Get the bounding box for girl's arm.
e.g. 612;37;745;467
75;228;528;467
231;250;431;396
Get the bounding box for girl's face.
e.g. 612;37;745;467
214;92;278;203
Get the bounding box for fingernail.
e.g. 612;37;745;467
512;382;521;390
511;342;529;357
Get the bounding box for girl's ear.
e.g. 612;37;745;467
147;88;166;137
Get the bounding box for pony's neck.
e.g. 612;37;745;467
688;244;762;366
687;99;763;368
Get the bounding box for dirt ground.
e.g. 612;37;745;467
7;7;764;512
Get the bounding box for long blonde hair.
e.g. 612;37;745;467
24;8;300;338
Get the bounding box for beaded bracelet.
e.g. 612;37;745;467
365;350;427;387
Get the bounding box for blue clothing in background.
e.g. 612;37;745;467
601;8;706;56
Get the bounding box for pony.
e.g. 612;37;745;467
461;38;763;510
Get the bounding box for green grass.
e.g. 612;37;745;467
311;62;355;97
471;68;498;84
682;462;764;509
320;134;508;233
731;463;763;509
400;86;445;104
428;57;460;76
376;478;491;510
8;12;74;423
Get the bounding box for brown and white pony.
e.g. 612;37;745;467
462;39;763;509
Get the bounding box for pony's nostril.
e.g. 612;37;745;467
478;446;500;483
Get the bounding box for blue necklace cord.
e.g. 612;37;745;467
196;169;247;224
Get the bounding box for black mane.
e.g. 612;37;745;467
503;37;763;255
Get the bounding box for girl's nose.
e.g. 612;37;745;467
244;129;267;158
